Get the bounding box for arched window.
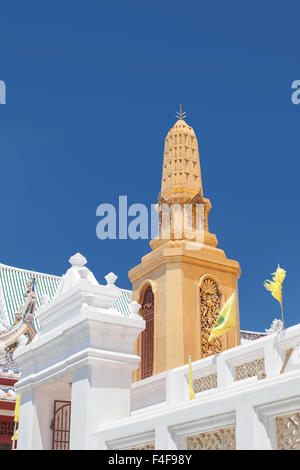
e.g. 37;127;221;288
140;286;154;379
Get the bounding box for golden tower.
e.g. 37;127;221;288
129;109;241;381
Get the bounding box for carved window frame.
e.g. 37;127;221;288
196;274;225;358
170;412;236;450
256;397;300;450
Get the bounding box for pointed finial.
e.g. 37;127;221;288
129;301;141;316
69;253;87;267
176;104;187;120
104;272;118;286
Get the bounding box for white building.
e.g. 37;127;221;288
14;253;300;450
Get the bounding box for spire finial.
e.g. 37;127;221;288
176;104;187;120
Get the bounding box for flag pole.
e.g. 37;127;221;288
234;317;237;347
12;421;16;450
235;281;239;347
280;301;284;329
12;394;20;450
188;355;195;400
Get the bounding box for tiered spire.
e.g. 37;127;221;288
161;106;203;203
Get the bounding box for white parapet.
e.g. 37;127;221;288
99;323;300;450
15;253;145;450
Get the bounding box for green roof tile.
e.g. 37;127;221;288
0;264;133;330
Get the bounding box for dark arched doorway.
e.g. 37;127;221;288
140;286;154;379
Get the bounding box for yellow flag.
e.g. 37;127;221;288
264;265;286;306
14;394;21;423
208;293;236;342
188;356;195;400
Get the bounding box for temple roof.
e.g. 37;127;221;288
0;262;132;330
0;386;17;401
0;263;60;329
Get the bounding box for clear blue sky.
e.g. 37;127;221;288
0;1;299;332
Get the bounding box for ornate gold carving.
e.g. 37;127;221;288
161;118;202;200
276;412;300;450
200;278;223;357
187;427;236;450
194;373;218;393
235;358;266;381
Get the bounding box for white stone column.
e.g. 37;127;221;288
70;362;134;450
235;402;274;450
235;403;257;450
17;389;40;450
264;335;282;378
155;422;177;450
254;410;277;450
216;352;234;388
166;368;187;406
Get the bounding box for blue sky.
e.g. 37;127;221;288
0;1;299;332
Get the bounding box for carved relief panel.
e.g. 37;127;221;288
187;427;236;450
276;412;300;450
199;277;223;357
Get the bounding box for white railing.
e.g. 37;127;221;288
98;323;300;450
131;376;166;413
130;323;300;415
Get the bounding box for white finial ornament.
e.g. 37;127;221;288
265;318;283;334
105;272;118;286
69;253;87;267
129;301;141;316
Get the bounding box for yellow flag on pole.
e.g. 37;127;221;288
264;265;286;306
14;394;20;423
208;293;236;342
188;355;195;400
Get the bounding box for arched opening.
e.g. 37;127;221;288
140;286;154;379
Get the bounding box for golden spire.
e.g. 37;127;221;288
161;112;203;202
176;104;187;120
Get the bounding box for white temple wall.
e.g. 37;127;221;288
98;324;300;450
13;254;300;450
100;375;300;450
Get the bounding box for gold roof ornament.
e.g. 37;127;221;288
176;104;187;120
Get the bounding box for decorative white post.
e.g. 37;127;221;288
15;253;144;450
